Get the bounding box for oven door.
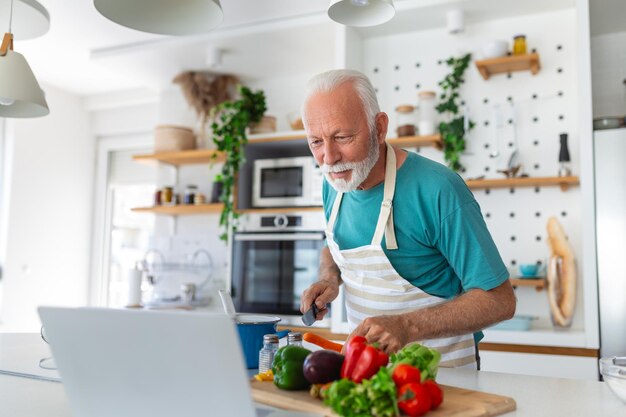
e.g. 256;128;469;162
231;232;325;316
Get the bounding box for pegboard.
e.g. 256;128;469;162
359;9;584;329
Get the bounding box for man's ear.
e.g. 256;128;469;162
375;112;389;144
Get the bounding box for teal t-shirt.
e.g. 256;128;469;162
324;152;509;343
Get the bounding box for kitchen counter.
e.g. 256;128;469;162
0;333;623;416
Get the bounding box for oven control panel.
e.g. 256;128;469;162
238;211;326;232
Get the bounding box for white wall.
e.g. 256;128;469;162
590;31;626;118
0;84;95;332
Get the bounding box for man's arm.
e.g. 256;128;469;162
299;247;342;319
352;279;516;353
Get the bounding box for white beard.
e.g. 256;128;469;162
321;135;380;192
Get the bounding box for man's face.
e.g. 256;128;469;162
304;83;380;192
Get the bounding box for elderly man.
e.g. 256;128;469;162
299;69;515;368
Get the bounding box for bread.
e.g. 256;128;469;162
546;217;576;326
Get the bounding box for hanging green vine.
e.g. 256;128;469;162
436;53;474;172
211;85;267;241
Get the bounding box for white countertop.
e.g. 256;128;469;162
0;333;623;417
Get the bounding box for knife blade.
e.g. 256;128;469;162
301;303;318;326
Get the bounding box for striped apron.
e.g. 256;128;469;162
326;143;477;368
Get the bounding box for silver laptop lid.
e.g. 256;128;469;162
38;307;255;417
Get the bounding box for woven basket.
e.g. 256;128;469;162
154;125;196;152
249;116;277;134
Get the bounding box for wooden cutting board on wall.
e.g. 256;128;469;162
251;379;516;417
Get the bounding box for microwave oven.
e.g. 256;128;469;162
252;156;324;208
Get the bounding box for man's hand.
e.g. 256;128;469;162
300;280;339;320
351;314;410;355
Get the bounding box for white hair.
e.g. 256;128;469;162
301;69;380;133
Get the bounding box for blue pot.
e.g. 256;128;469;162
235;314;289;369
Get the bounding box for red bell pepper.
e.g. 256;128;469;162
340;336;389;383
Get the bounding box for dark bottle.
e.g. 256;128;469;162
558;133;571;177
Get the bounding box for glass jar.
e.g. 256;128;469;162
287;332;303;347
184;185;197;205
513;35;527;55
417;91;437;136
258;334;279;373
395;105;416;137
161;186;173;204
194;193;206;205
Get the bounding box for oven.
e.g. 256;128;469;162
231;211;327;320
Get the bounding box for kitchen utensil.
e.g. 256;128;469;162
236;314;289;369
600;357;626;403
301;303;318;326
251;379;517;416
490;104;503;158
482;40;509;59
593;117;625;131
219;290;290;368
490;315;536;331
218;289;237;319
519;264;539;277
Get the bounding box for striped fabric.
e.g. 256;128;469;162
325;143;476;369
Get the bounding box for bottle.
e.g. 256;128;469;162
184;185;197;205
395;105;416;137
161;186;173;204
417;91;437;136
258;334;279;373
287;332;303;347
513;35;527;55
558;133;571;177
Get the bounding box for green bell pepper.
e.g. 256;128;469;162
272;345;312;390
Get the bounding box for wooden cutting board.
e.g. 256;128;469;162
250;379;516;417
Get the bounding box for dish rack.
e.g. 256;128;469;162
139;248;214;307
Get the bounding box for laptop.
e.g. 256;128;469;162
38;307;261;417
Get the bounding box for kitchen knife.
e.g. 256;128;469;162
301;304;318;326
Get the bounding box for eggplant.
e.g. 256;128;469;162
303;350;345;384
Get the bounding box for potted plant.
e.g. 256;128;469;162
435;53;474;172
211;86;267;241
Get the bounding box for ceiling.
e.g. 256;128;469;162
3;0;331;96
1;0;604;97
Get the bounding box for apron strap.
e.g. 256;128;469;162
371;143;398;249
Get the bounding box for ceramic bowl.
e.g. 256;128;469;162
519;264;539;277
600;357;626;403
482;40;509;59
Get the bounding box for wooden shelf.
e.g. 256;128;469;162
387;134;443;150
475;53;541;80
247;130;307;143
132;149;225;166
510;278;546;292
237;207;323;214
131;203;224;215
466;176;579;191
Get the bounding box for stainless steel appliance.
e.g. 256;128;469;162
252;156;323;207
231;211;326;319
595;127;626;358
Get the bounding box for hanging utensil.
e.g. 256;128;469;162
490;104;502;158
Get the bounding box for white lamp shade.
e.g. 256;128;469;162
328;0;395;27
0;49;49;118
93;0;223;35
9;0;50;40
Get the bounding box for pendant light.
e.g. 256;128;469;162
328;0;395;27
93;0;223;36
0;0;49;118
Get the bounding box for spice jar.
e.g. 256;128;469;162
513;35;527;55
258;334;279;374
161;186;173;204
395;105;416;137
417;91;437;136
194;193;206;205
287;332;303;347
184;185;197;205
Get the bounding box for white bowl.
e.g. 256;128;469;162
600;357;626;404
482;40;509;59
